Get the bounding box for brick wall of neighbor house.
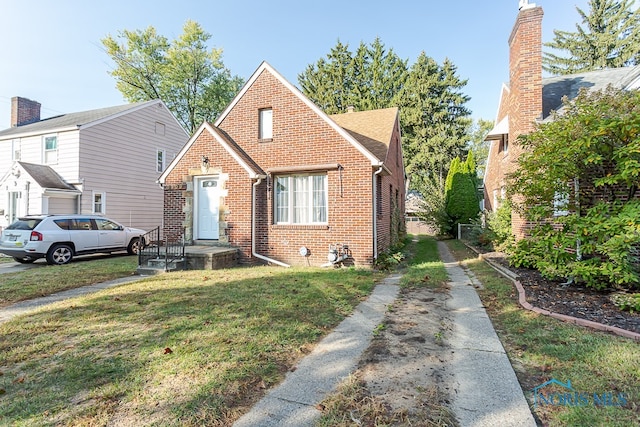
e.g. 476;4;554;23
484;5;543;237
164;69;405;266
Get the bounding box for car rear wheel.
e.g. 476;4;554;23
127;237;141;255
13;257;35;264
46;244;73;265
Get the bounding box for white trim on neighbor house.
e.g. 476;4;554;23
42;133;58;165
92;191;106;214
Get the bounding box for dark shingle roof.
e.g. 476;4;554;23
542;66;640;119
18;162;78;191
0;100;153;138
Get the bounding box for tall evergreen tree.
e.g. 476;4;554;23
445;154;480;234
299;37;408;114
543;0;640;75
102;20;244;133
396;54;472;191
299;40;472;197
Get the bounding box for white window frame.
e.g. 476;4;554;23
11;139;21;161
259;108;273;140
92;191;106;214
274;173;328;225
43;134;58;164
553;190;569;216
156;149;166;173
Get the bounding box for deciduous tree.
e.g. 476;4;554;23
102;20;243;133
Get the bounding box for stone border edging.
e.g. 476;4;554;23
463;244;640;342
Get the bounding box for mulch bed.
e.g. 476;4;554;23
480;252;640;334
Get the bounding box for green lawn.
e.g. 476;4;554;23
446;239;640;427
0;255;139;307
0;264;383;426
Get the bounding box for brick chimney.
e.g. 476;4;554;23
507;3;544;238
11;96;41;127
508;3;543;138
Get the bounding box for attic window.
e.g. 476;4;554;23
259;108;273;140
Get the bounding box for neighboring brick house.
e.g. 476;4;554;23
483;1;640;238
159;61;406;267
0;98;188;232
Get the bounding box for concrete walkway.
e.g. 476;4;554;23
0;276;143;324
439;241;536;427
0;245;537;426
233;274;401;427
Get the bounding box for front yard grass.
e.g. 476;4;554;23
0;255;138;307
446;240;640;427
0;265;382;426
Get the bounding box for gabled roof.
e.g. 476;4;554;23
0;161;78;192
0;99;162;139
215;62;384;166
329;107;398;162
542;65;640;119
160;62;395;183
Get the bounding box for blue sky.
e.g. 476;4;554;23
0;0;591;129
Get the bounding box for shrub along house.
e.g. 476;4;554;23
159;61;406;267
482;1;640;238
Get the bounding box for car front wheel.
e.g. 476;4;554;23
46;244;73;265
127;237;141;255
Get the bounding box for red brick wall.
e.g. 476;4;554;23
484;6;543;238
163;68;405;266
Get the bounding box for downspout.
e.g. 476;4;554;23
252;176;290;267
372;165;384;260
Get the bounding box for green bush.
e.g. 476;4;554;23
611;293;640;313
509;201;640;290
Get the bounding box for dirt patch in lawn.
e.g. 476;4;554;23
346;283;459;425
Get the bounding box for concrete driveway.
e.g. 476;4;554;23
0;259;47;274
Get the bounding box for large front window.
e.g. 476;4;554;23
275;174;327;224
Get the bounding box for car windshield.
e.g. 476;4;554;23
6;219;42;231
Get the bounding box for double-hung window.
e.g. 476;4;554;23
274;174;327;224
156;149;166;173
43;135;58;164
93;191;106;214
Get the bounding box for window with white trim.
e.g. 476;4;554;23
43;135;58;164
11;139;21;161
259;108;273;140
156;149;166;173
93;191;106;214
274;174;327;224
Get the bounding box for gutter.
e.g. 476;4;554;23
252;176;290;267
372;165;384;260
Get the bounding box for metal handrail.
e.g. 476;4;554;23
138;227;185;271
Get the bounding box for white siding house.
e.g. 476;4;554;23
0;97;188;232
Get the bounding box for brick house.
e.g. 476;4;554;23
483;1;640;238
159;62;406;267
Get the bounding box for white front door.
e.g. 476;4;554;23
196;178;220;240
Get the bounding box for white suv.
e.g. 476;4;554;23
0;214;146;265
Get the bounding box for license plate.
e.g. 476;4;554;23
9;235;17;241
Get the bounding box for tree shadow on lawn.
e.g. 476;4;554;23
0;267;377;425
